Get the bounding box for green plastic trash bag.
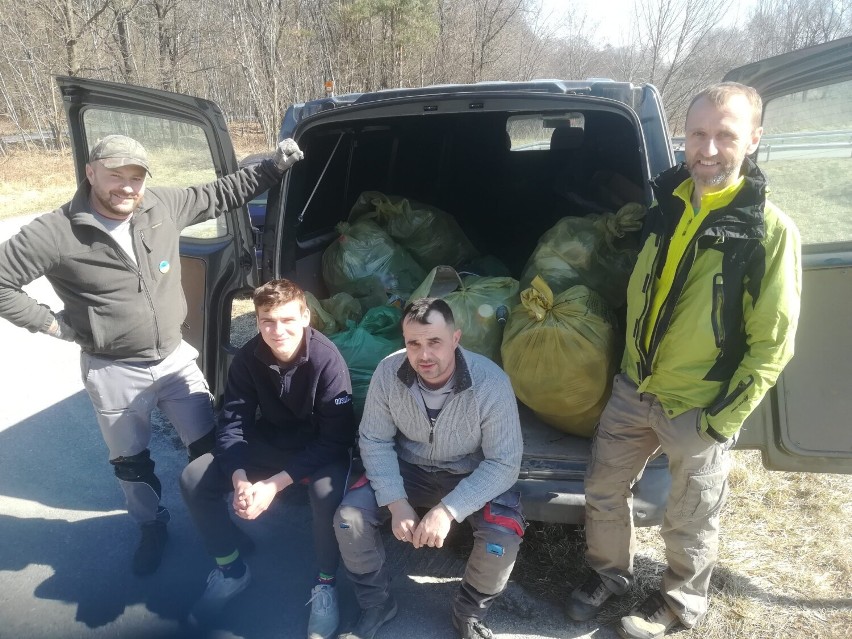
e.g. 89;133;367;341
350;191;479;271
501;276;616;437
322;220;425;305
329;305;403;417
410;265;518;365
520;202;646;309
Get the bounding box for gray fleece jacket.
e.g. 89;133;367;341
358;346;522;521
0;160;281;360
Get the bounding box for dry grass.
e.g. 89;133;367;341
0;148;77;219
512;450;852;638
0;127;269;220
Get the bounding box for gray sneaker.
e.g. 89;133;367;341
307;584;339;639
188;564;252;625
566;572;614;621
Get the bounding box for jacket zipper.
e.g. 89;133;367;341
638;208;729;379
711;273;725;348
131;226;161;355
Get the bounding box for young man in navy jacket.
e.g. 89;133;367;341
181;279;356;638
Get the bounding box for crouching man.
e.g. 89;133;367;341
334;298;525;639
180;279;357;638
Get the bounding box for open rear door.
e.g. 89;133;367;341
724;37;852;472
56;77;258;399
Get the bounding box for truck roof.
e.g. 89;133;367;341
279;79;645;140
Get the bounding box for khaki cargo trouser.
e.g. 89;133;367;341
584;373;734;628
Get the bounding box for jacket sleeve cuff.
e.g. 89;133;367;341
38;310;56;334
375;485;408;508
440;500;461;523
441;495;473;522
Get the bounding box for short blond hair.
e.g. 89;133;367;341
687;82;763;129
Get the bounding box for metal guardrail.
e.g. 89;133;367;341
0;130;57;149
671;129;852;161
761;141;852;161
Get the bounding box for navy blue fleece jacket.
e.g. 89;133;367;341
216;327;356;481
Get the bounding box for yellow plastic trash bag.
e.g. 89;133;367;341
306;292;336;334
306;292;362;336
410;265;519;365
520;202;645;309
501;276;616;437
350;191;479;271
322;220;425;305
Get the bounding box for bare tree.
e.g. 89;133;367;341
464;0;525;82
536;6;602;81
745;0;851;61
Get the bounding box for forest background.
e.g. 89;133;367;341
1;0;851;154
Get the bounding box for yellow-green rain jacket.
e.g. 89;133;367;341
623;159;801;442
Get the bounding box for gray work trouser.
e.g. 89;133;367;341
334;459;524;621
584;373;734;628
80;340;214;524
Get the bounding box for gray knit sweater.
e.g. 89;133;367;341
358;346;522;521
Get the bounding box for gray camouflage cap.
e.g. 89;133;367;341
89;134;151;175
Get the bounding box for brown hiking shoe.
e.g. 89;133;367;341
567;572;614;621
618;591;680;639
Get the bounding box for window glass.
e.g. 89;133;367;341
758;80;852;245
82;109;226;238
506;113;585;151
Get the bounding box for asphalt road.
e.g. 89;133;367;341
0;213;618;639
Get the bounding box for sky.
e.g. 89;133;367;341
541;0;758;46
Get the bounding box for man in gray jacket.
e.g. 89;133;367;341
0;134;303;576
334;298;524;639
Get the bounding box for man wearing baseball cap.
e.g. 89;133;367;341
0;133;304;576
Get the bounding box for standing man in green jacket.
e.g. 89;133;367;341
0;134;303;576
567;82;801;639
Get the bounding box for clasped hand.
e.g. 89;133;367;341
232;477;277;520
388;500;453;549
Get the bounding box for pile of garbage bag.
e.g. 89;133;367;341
311;190;645;438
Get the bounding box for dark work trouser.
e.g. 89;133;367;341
334;459;524;620
180;435;350;575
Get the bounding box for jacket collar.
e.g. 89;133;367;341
396;346;473;392
651;157;767;240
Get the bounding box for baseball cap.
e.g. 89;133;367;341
89;134;151;175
